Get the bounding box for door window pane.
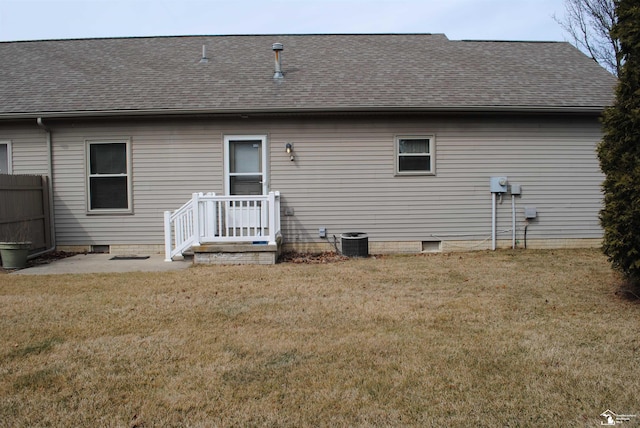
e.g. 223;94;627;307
230;175;263;195
230;141;261;174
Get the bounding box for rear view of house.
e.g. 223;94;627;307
0;34;616;262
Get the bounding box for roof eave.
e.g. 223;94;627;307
0;105;609;120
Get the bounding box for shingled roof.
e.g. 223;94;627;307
0;34;616;118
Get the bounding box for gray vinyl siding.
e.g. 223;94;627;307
13;114;604;247
0;123;49;175
51;121;224;245
272;114;604;245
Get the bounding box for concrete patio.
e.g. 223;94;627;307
11;253;192;275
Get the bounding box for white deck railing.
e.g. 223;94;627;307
164;191;281;261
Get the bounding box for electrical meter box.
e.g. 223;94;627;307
490;176;508;193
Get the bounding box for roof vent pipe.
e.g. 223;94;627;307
200;45;209;63
272;43;284;79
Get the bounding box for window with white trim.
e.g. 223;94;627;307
86;140;131;213
0;141;11;174
396;135;435;175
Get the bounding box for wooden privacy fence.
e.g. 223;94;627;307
0;174;52;253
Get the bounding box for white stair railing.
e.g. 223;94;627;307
164;191;281;261
164;192;204;262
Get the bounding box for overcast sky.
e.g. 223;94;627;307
0;0;569;43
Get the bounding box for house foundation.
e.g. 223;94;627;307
191;243;281;265
55;237;601;264
281;238;602;254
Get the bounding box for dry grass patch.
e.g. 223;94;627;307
1;249;639;426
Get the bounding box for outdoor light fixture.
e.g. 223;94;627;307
286;143;294;161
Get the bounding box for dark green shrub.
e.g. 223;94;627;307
598;0;640;283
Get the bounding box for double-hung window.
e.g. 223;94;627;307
0;141;11;174
396;135;435;175
86;140;132;213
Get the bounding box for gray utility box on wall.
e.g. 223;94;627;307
490;176;508;193
341;232;369;257
524;207;537;219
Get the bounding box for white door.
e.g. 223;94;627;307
225;137;266;196
224;136;268;230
